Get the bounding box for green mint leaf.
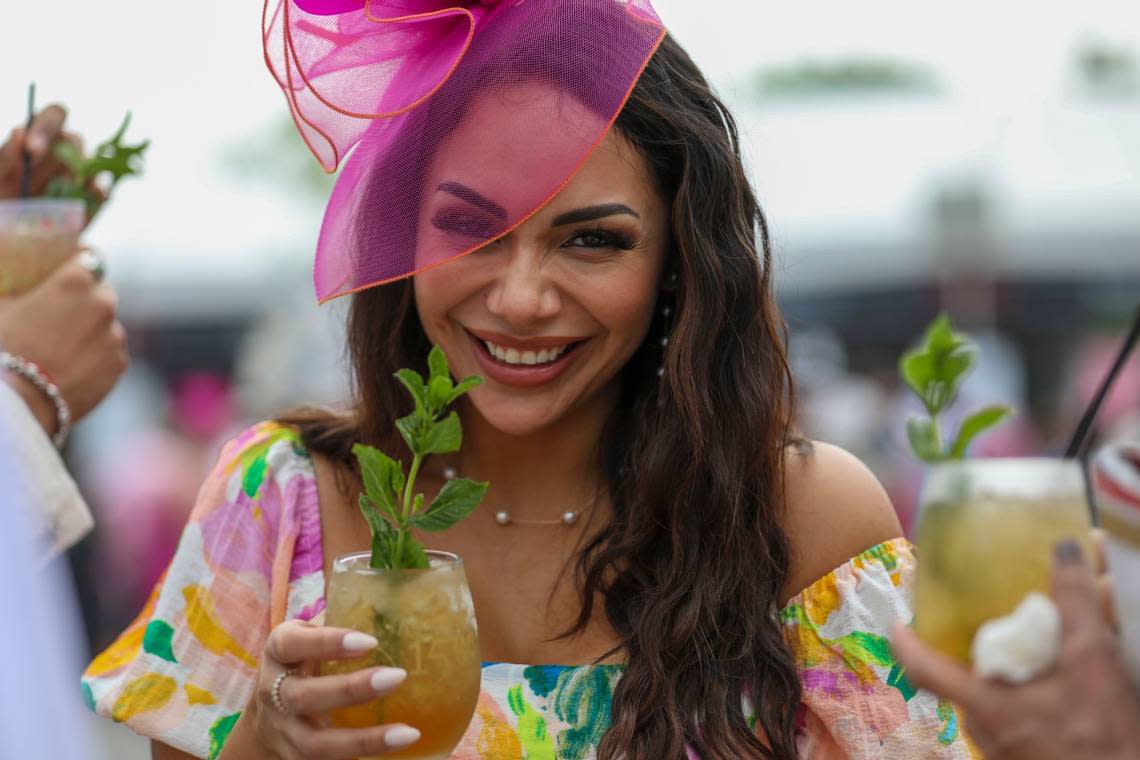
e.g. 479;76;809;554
84;151;140;184
445;376;484;406
352;443;403;520
366;344;489;568
52;141;86;177
371;534;393;569
400;535;431;569
900;350;933;404
428;375;454;415
394;369;428;419
420;410;462;455
90;113;148;185
906;416;944;463
899;315;976;415
109;112;132;145
413;478;489;532
358;494;398;568
948;405;1014;459
390;461;406;496
395;412;424;456
42;112;148;219
428;345;450;382
358;493;386;537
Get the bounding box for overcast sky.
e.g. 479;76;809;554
2;0;1138;296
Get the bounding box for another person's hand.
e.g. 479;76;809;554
248;619;421;759
0;256;127;436
891;540;1140;760
0;104;92;202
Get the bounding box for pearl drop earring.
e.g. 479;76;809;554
657;273;677;380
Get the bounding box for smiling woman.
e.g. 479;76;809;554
413;118;668;434
82;1;976;759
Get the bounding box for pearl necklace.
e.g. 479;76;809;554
441;466;595;527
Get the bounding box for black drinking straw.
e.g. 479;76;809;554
19;83;36;198
1065;302;1140;459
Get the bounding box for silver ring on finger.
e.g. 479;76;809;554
271;668;299;715
77;249;106;282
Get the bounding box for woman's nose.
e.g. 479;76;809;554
484;245;561;328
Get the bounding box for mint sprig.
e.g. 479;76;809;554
352;346;488;569
899;314;1013;463
44;112;149;219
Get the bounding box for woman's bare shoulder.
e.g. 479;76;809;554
779;441;903;604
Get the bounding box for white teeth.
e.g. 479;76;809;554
482;340;571;366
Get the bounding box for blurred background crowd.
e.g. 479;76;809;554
4;0;1139;755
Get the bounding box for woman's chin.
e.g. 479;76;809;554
466;397;563;438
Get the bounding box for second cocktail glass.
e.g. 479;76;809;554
0;198;84;296
913;458;1093;662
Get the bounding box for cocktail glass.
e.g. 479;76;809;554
0;198;85;296
321;550;481;760
914;458;1093;662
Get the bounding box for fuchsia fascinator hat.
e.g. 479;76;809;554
263;0;666;302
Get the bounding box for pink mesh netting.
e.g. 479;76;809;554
263;0;666;302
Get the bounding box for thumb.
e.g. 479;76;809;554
26;104;67;158
1051;539;1101;640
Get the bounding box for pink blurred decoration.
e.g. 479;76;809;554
90;429;203;613
170;373;236;441
1073;336;1140;428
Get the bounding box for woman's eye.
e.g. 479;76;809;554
565;229;634;250
431;210;499;240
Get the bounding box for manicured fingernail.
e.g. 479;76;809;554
385;724;421;749
342;632;379;652
1054;539;1083;564
370;668;406;693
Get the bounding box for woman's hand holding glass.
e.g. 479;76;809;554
892;541;1140;760
0;104;105;213
0;257;125;435
250;620;421;760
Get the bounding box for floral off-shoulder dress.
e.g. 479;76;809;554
83;422;979;759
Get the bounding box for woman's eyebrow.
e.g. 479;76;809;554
551;203;640;227
436;182;508;221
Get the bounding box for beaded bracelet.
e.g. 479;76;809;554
0;351;72;448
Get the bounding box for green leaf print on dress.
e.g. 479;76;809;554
935;699;960;745
886;662;918;701
208;712;241;760
142;619;178;663
507;684;555;759
522;665;563;700
551;666;621;760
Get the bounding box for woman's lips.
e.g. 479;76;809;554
466;330;585;388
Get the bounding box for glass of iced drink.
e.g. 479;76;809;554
913;458;1093;662
0;199;85;296
321;550;481;760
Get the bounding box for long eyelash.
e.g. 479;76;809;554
572;226;637;251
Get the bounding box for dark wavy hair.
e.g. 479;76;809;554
283;31;801;760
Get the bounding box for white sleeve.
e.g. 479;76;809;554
0;390;98;759
0;380;93;559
